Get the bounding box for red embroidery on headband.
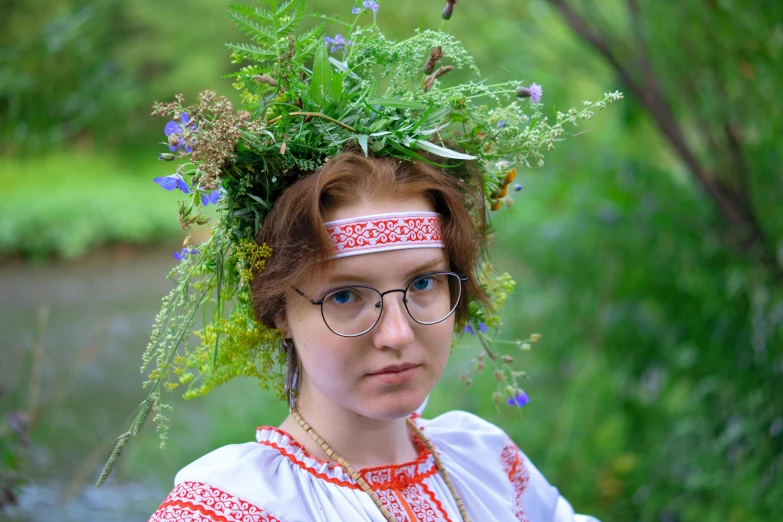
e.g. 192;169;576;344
326;212;444;258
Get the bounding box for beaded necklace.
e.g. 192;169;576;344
290;408;471;522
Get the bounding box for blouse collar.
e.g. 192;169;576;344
255;415;437;489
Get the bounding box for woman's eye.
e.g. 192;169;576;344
328;289;359;305
412;276;434;291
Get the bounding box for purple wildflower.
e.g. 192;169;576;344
164;112;196;153
507;390;530;407
200;189;222;206
352;6;362;14
442;0;458;20
464;322;488;335
324;34;350;53
514;184;523;192
153;173;190;194
173;247;200;261
363;1;379;12
516;83;543;104
498;120;505;129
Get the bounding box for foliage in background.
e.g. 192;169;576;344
0;154;182;259
2;0;782;521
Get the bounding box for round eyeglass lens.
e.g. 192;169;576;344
321;286;383;336
404;272;462;325
319;273;463;336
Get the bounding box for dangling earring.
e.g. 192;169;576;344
282;338;299;410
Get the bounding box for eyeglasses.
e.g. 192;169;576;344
294;272;468;338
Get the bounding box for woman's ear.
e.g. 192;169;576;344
273;311;291;339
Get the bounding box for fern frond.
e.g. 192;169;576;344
227;3;275;23
228;10;277;42
226;42;278;60
296;24;324;60
274;0;304;19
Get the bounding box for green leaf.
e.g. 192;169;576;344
415;140;477;160
357;134;369;156
310;43;333;106
328;72;344;106
247;193;270;209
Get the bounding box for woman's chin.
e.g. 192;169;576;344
360;390;428;420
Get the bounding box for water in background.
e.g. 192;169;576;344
1;245;213;521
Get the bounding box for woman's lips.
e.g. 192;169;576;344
367;365;421;385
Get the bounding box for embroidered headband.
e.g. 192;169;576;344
325;211;444;259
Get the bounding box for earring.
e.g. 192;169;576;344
282;338;299;410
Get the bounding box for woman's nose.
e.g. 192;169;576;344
371;292;415;350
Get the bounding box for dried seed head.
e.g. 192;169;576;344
252;74;279;87
423;74;436;92
434;65;455;79
423;46;444;74
423;66;455;92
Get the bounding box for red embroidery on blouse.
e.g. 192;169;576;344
500;439;530;522
253;421;452;520
420;481;454;522
257;439;360;490
255;421;434;491
149;481;282;522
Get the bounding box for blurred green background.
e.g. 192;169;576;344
1;0;782;520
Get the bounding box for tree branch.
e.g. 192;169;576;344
549;0;781;278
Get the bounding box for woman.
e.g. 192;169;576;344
148;153;598;521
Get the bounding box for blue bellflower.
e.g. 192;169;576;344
508;390;530;407
464;322;488;335
200;189;221;206
164;112;196;153
173;247;200;261
325;34;350;53
153;173;190;194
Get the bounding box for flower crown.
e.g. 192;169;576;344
97;0;621;487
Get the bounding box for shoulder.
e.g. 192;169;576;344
418;410;601;522
148;442;287;522
418;409;510;456
173;441;270;487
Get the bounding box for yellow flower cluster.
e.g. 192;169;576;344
234;239;273;286
184;297;284;400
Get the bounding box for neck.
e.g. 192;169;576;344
280;381;418;470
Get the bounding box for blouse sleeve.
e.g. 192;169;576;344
500;434;600;522
148;480;286;522
423;410;600;522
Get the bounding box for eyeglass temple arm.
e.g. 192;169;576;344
293;288;321;305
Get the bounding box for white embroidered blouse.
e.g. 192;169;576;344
149;411;599;522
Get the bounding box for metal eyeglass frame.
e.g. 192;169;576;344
293;271;469;338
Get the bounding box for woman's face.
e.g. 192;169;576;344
283;195;455;420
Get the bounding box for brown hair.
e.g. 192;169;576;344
250;151;489;331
